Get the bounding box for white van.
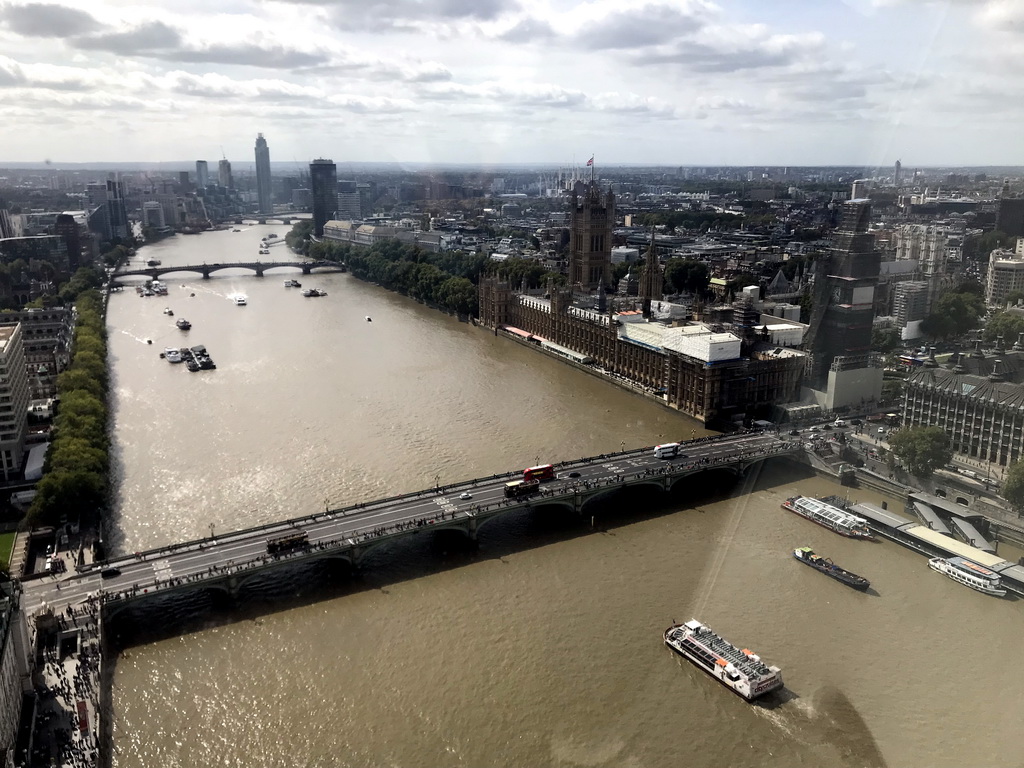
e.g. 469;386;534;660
833;419;847;428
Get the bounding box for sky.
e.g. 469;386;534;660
0;0;1021;166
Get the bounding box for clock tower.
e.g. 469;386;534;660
808;200;881;388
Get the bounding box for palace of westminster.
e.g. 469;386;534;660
478;182;884;426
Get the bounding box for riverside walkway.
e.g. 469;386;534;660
22;432;797;618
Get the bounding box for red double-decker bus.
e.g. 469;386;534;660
523;464;555;482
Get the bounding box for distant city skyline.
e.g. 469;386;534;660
0;0;1019;165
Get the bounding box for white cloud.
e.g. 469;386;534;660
0;0;1012;163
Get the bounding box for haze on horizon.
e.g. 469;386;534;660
0;0;1019;167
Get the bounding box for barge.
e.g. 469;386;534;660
792;547;870;590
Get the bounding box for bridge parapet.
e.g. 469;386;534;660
88;436;799;612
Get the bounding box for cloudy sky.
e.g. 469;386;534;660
0;0;1019;166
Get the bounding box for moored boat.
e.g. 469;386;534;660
162;347;183;364
793;547;869;590
928;556;1006;597
664;619;783;701
782;496;874;539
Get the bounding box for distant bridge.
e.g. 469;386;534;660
22;432;798;620
112;260;346;282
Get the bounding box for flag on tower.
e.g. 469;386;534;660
586;156;594;167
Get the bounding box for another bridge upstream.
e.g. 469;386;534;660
111;260;346;282
23;432;798;619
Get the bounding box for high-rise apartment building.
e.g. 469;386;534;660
986;248;1024;305
336;180;361;220
196;160;209;189
0;324;29;481
53;214;82;271
996;198;1024;237
310;159;337;237
106;177;129;241
255;134;272;214
568;181;614;291
142;201;166;229
218;159;233;189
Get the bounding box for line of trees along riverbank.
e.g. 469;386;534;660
308;238;484;316
29;286;109;526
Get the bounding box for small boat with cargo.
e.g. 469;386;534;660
175;318;191;330
284;279;302;288
664;619;783;701
792;547;869;590
928;556;1006;597
782;496;874;539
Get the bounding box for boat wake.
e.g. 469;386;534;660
755;684;888;768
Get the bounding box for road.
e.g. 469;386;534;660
22;432;791;616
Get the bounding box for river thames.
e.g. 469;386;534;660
105;225;1024;768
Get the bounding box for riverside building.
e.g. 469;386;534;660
0;324;29;481
903;344;1024;467
478;277;806;425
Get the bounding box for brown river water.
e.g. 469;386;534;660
105;225;1024;768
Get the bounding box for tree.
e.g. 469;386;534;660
983;311;1024;345
871;327;901;353
888;426;952;478
921;290;985;340
663;259;709;295
1002;461;1024;510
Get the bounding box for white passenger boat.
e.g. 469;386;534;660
664;619;783;701
782;496;874;539
234;295;247;306
163;347;182;363
928;556;1006;597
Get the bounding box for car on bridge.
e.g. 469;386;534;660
459;492;472;500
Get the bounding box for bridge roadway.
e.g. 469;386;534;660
111;260;346;282
22;433;797;617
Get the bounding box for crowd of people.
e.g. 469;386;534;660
27;604;101;768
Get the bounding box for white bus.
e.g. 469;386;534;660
654;442;681;459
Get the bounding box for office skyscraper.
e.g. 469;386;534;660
310;158;337;237
218;159;233;189
255;134;272;214
196;160;209;189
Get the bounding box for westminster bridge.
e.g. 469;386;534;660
22;432;797;619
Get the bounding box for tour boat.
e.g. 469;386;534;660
234;295;247;306
792;547;870;590
782;496;874;539
284;279;302;288
302;289;327;298
928;556;1006;597
664;619;783;701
